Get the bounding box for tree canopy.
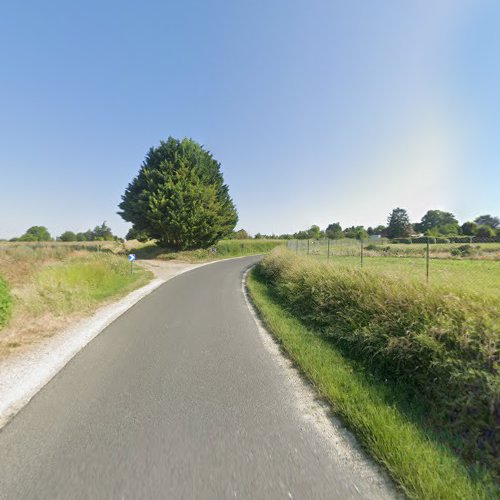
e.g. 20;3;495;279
474;214;499;229
118;137;238;249
386;208;412;238
343;226;368;240
414;210;459;235
18;226;52;241
325;222;343;239
59;231;77;242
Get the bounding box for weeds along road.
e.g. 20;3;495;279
0;256;393;499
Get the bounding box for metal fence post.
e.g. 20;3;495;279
360;238;364;268
327;238;330;262
307;239;310;256
296;239;298;253
426;237;430;284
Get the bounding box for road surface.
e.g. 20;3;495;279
0;256;394;499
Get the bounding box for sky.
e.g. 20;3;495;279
1;0;499;238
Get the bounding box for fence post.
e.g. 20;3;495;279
327;238;330;262
295;239;298;253
426;237;430;284
360;238;364;268
307;239;310;256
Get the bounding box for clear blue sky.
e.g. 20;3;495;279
1;0;499;238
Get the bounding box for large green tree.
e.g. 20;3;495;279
325;222;343;239
414;210;459;234
343;226;368;240
19;226;52;241
474;214;499;229
59;231;77;242
119;137;238;249
386;208;412;238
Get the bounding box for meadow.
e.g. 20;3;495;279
248;249;499;499
290;239;500;298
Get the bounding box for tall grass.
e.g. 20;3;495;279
0;246;151;355
0;276;12;328
256;249;499;478
248;270;496;499
24;253;151;316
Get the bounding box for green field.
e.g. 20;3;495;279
287;240;500;298
322;255;499;298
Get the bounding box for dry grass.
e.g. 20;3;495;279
0;244;151;357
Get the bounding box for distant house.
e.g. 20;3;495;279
369;235;381;240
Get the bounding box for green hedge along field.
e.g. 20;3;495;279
256;249;499;478
133;239;286;261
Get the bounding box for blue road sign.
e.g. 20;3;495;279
128;254;136;262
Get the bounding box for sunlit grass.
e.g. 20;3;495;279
247;266;497;499
0;248;152;355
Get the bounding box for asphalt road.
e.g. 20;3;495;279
0;256;393;499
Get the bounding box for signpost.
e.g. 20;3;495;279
128;254;136;274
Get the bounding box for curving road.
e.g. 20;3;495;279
0;256;394;499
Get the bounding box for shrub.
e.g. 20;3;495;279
0;276;13;329
257;249;500;475
411;236;437;244
451;244;476;257
476;225;496;238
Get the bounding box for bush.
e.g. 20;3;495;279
435;237;450;243
257;249;500;475
0;276;12;329
476;225;495;238
411;236;437;244
451;244;476;257
391;238;412;244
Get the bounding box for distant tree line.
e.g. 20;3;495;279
9;222;121;242
250;209;500;240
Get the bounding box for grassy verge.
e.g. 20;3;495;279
0;247;152;356
131;239;286;262
0;276;12;328
247;254;498;499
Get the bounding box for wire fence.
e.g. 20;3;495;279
287;238;500;299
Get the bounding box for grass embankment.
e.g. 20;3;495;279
0;245;152;356
131;239;286;262
248;249;499;499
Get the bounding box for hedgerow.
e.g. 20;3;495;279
257;249;499;477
